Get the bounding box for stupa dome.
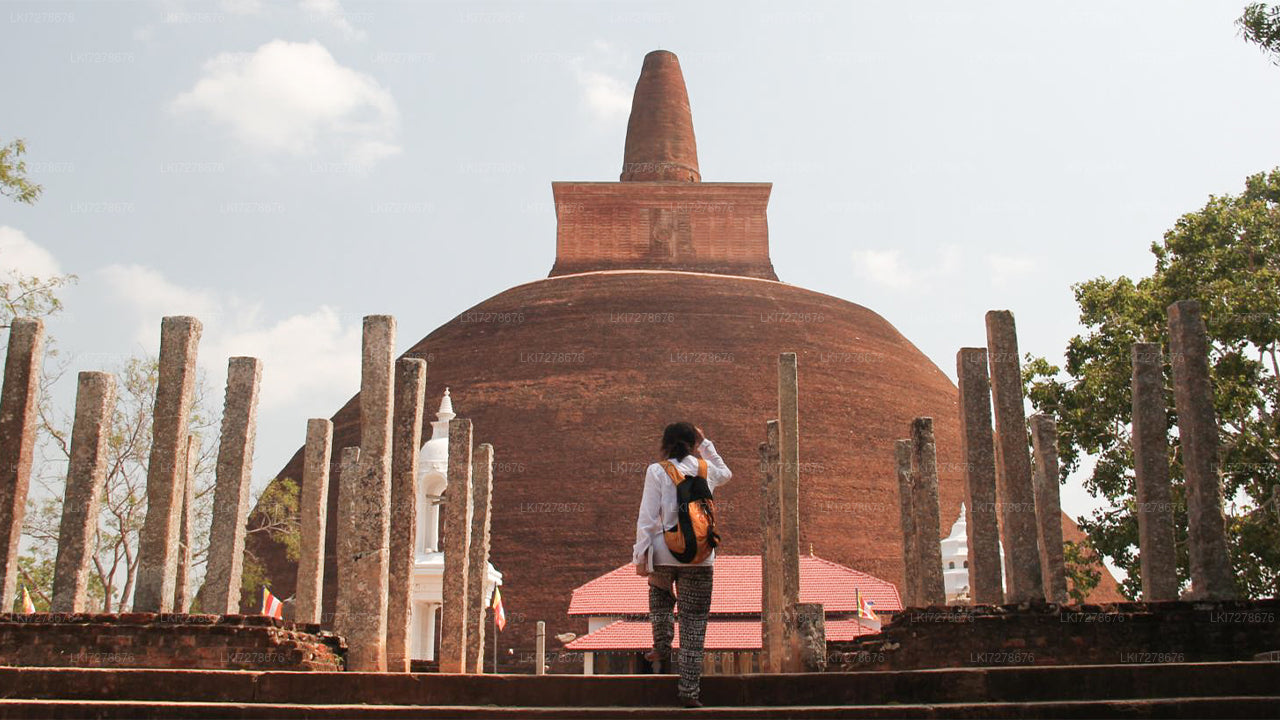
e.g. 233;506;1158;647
247;50;1120;664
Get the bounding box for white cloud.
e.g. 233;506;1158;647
852;244;963;290
171;39;399;165
987;254;1037;286
99;264;219;335
0;226;62;279
852;249;913;289
221;0;263;14
99;264;361;411
213;306;361;410
576;69;631;121
300;0;367;42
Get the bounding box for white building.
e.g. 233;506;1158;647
408;389;503;661
940;504;1005;604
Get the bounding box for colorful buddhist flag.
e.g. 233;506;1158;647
20;585;35;614
855;588;881;631
492;586;506;632
261;587;283;619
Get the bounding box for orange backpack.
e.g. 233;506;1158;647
660;458;721;564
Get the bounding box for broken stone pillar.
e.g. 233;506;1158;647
295;418;333;625
51;371;116;613
784;602;826;672
332;446;372;662
1129;339;1175;604
759;420;784;673
911;418;946;606
387;357;426;672
777;353;802;671
1029;414;1068;604
134;316;202;613
985;310;1044;603
465;442;495;673
439;417;474;673
535;620;546;675
204;357;263;615
894;439;918;608
1167;300;1236;600
0;318;43;608
174;435;198;613
956;348;1004;605
338;315;398;670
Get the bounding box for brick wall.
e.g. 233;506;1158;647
830;599;1280;671
549;182;776;279
0;613;344;671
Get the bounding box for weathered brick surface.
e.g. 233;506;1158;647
247;272;1123;671
829;599;1280;672
549;183;776;280
0;614;344;671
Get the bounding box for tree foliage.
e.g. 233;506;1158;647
23;356;221;611
1026;168;1280;599
0;138;42;205
1239;3;1280;66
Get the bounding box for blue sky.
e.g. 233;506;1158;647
3;0;1279;546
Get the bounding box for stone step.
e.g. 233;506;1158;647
1;697;1279;719
0;662;1276;708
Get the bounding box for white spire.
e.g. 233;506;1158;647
437;387;455;422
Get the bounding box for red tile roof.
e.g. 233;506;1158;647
568;554;902;616
565;618;878;651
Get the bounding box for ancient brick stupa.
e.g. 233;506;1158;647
248;49;1118;666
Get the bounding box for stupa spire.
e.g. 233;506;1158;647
620;50;701;182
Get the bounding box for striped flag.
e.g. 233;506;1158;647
492;587;506;632
261;587;283;619
20;585;35;614
855;588;881;631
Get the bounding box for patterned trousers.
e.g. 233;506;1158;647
649;565;714;701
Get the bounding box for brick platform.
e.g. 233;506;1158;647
830;599;1280;671
0;613;344;671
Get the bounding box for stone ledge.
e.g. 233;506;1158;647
830;599;1280;671
0;614;345;671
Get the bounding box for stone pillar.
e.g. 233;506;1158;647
893;439;918;608
439;417;474;673
387;358;427;672
332;446;370;661
295;419;333;624
534;620;546;675
204;357;263;615
1167;300;1236;600
134;316;202;613
339;315;398;670
777;353;802;671
910;418;946;606
0;318;43;607
173;434;198;613
985;310;1044;603
465;442;495;673
784;602;826;672
956;348;1004;605
1029;414;1068;604
759;420;784;673
50;371;115;613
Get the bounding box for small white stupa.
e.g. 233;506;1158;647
940;504;1005;604
408;388;503;661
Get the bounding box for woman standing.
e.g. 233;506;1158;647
633;422;732;708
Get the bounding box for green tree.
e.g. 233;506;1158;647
1026;169;1280;600
234;478;301;612
0;137;42;205
23;356;220;611
1239;3;1280;66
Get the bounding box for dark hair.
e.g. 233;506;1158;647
660;422;698;460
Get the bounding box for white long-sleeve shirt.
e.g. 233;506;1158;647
632;439;732;569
